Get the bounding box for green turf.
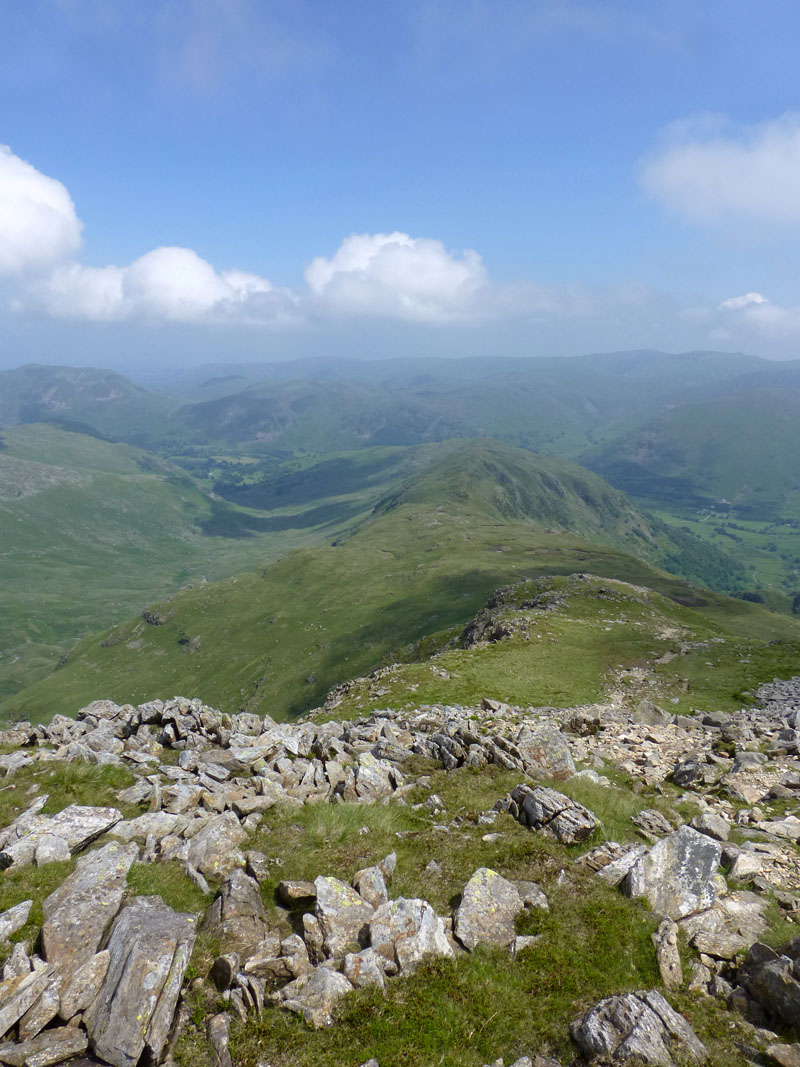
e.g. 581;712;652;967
1;439;769;724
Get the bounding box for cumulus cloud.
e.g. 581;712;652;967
305;232;489;322
33;247;294;324
0;145;82;275
642;114;800;224
711;290;800;337
0;145;655;332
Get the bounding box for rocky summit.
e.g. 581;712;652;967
0;680;796;1065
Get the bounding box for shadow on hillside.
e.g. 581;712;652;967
199;497;366;538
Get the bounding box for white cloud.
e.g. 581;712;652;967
32;247;293;324
642;114;800;224
0;145;82;275
718;292;769;311
305;232;488;322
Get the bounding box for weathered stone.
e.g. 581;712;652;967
84;895;197;1067
343;947;386;989
207;1012;233;1067
370;898;453;973
41;840;138;974
0;901;32;942
58;950;110;1021
652;919;682;989
514;880;549;911
352;753;400;801
244;850;270;883
2;944;30;982
515;724;575;779
511;784;598;844
0;1025;88;1066
186;811;247;878
353;865;389;908
0;805;122;870
454;868;524;950
111;810;185;843
0;966;55;1041
570;989;706;1064
690;812;731;842
767;1044;800;1067
739;942;800;1034
278;880;317;906
32;835;70;866
202;869;268;958
17;970;61;1040
314;876;374;959
623;827;721;920
281;967;354;1028
209;953;239;991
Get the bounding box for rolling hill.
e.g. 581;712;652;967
0;438;760;724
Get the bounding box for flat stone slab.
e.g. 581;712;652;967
0;805;122;869
42;840;138;974
84;896;197;1067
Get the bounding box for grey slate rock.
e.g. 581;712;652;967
511;784;598;844
623;826;722;920
369;898;453;973
314;876;374;959
41;840;138;974
84;895;197;1067
570;989;706;1064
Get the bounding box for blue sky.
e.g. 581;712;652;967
3;0;800;370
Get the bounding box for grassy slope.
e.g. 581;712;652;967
0;425;416;700
321;573;800;721
584;388;800;517
2;439;788;725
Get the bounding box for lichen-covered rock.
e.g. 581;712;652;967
41;840;137;974
369;898;453;973
0;966;55;1041
570;989;706;1064
343;947;386;989
515;724;575;779
58;950;110;1021
623;827;722;920
0;1025;88;1066
739;941;800;1034
201;868;268;958
186;811;247;878
314;876;374;959
0;900;32;942
280;967;354;1028
454;868;524;950
84;895;197;1067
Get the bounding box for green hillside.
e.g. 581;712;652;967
584;388;800;516
0;439;767;724
0;425;409;701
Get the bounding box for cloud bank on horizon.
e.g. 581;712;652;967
0;144;648;331
3;110;800;344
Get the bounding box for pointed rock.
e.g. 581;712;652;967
41;840;137;974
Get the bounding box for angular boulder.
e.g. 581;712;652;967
570;989;706;1064
41;840;138;974
515;724;575;779
369;898;453;973
201;868;268;959
623;827;721;920
280;967;354;1029
0;805;122;869
454;868;524;950
314;876;374;959
511;784;598;844
84;896;197;1067
186;811;247;878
